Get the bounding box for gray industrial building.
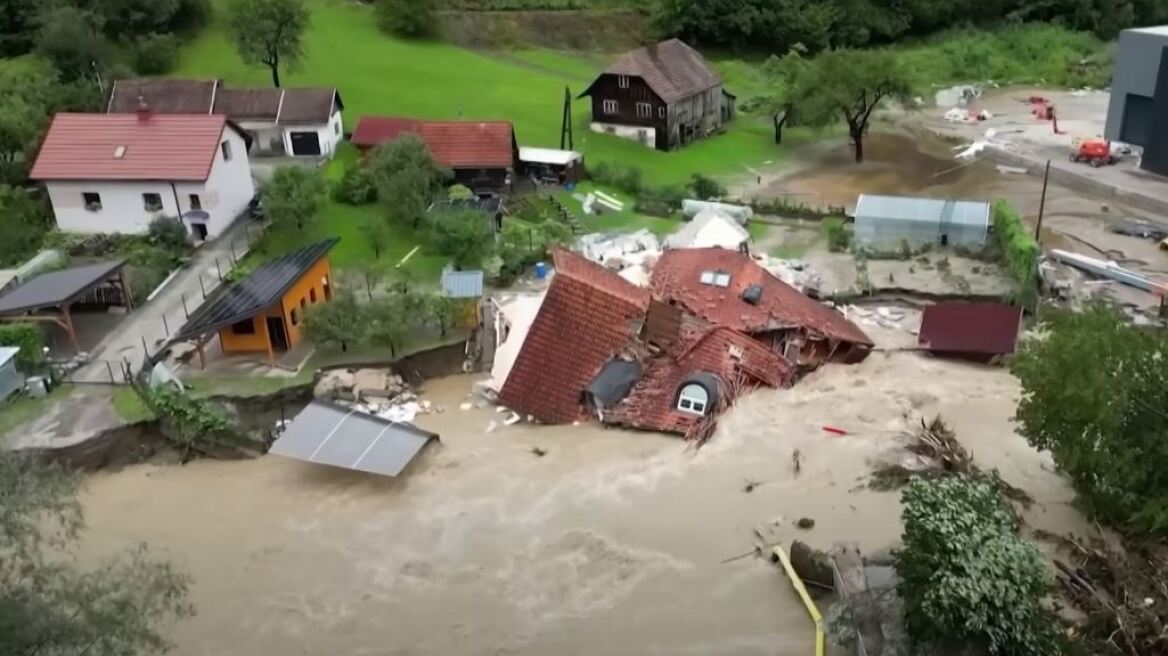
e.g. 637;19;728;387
853;194;990;248
1105;26;1168;176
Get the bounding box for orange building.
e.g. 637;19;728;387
176;238;338;365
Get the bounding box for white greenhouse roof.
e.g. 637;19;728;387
0;347;18;367
855;194;990;227
518;147;582;166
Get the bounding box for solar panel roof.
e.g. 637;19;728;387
0;260;126;316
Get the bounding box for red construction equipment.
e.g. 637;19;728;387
1070;139;1117;167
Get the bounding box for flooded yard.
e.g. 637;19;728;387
75;322;1086;655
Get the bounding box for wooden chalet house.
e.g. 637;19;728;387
580;39;735;151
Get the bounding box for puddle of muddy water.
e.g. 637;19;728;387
75;353;1089;656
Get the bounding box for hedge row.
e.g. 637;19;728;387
0;324;46;372
992;199;1038;291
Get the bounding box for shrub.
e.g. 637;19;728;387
634;185;684;217
130;33;178;75
823;217;850;252
688;173;725;200
147;216;189;254
992;199;1038;298
895;477;1065;656
0;324;46;372
430;210;495;268
332;165;377;205
375;0;439;37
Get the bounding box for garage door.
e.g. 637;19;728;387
288;131;322;156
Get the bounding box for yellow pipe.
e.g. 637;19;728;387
773;546;826;656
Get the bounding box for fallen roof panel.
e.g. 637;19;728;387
0;260;126;316
918;302;1023;355
269;400;438;477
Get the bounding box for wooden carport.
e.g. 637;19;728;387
0;260;132;353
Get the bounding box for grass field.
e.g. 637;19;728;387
175;0;788;188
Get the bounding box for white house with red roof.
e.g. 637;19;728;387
29;111;255;240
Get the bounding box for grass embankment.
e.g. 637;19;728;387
112;387;157;423
0;384;73;438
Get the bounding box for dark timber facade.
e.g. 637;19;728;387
581;39;733;152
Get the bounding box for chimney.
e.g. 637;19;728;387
136;95;152;122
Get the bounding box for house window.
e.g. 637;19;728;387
636;102;652;118
677;384;709;415
82;192;102;212
700;270;731;287
309;288;317;303
334;122;341;135
189;194;202;210
659;106;666;119
231;319;256;335
220;141;232;161
603;99;618;115
142;193;163;212
299;298;307;310
618;75;629;88
290;308;299;326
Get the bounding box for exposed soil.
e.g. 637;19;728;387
75;322;1088;656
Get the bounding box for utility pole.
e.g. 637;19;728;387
560;86;574;151
1033;159;1051;245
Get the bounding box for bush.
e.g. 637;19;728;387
147;216;189;254
0;324;46;372
587;162;646;196
129;33;178;75
375;0;439;37
823;217;850;252
634;185;684;217
332;165;377;205
430;210;495;268
992;199;1038;299
688;173;725;200
895;477;1065;656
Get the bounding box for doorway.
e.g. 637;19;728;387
266;316;289;352
190;222;208;241
289;131;322;156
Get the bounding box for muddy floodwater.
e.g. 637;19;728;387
77;326;1087;656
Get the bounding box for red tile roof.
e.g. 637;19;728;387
607;323;793;435
918;303;1023;356
30;113;245;182
650;248;873;347
499;250;649;424
350;117;517;168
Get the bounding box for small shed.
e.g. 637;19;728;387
918;302;1023;363
0;347;22;401
854;194;990;248
441;267;484;328
518;147;584;185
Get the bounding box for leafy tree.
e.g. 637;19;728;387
129;32;179;75
226;0;308;87
423;293;462;337
895;477;1064;656
375;0;438;38
147;215;190;254
368;134;450;228
0;57;60;182
793;49;912;163
367;292;409;356
302;290;366;352
359;218;390;261
430;210;495;269
0;323;46;372
35;5;112;82
263;165;327;230
1011;304;1168;536
688;173;725;200
0;451;194;655
333;164;377;205
762;47;809;145
0;0;40;56
0;184;53;266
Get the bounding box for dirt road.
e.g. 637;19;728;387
74;320;1086;656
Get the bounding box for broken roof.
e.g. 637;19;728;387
175;239;338;341
351;117;517;168
918;302;1023;356
29;113;248;182
498;249;649;423
582;39;722;104
107;78;219;114
650;248;873;346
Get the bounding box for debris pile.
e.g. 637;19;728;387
314;367;438;423
844;305;913;333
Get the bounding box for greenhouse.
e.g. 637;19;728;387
853;194;990;248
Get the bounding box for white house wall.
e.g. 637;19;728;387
590;121;656;149
280;110;344;158
44;126;255;239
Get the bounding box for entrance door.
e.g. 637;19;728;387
190;222;208;241
266;316;290;352
288;131;322;156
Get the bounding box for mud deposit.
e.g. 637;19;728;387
77;330;1087;656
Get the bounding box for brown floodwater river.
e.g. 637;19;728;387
77;338;1087;655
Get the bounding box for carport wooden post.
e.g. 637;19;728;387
195;337;207;370
260;315;275;366
60;305;80;353
118;269;134;311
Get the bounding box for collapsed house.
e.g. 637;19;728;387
495;247;872;440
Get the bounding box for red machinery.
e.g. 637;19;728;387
1070;139;1116;167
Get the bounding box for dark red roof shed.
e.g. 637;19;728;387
918;303;1023;359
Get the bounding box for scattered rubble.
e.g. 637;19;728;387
314;367;435;424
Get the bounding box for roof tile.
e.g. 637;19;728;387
351;117;516;168
596;39;722;103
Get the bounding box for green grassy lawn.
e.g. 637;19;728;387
175;0;789;187
112;387;157;423
181;368;317;399
0;385;73;438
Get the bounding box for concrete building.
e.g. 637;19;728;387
854;194;990;248
1105;26;1168;176
29;112;256;240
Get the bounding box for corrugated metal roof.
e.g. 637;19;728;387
0;347;19;367
175;239;338;341
855;194;990;228
0;261;126;316
107;78;219;114
441;269;484;299
918;303;1023;355
269;399;438;477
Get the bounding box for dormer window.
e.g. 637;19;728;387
677;383;709;415
618;75;629;88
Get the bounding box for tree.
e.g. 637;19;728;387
1011;304;1168;536
762;47;809;145
688;173;725;200
895;477;1065;656
375;0;438;38
226;0;308;87
359;218;390;261
793;49;912;163
35;5;112;83
0;451;194;655
368;134;450;228
367;292;409;357
430;210;495;269
0;184;53;266
423;293;461;337
263;165;327;230
302;290;366;352
147;215;190;253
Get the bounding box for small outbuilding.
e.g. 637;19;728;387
917;302;1023;363
0;260;131;353
518;147;584;185
854;194;990;248
0;347;23;402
